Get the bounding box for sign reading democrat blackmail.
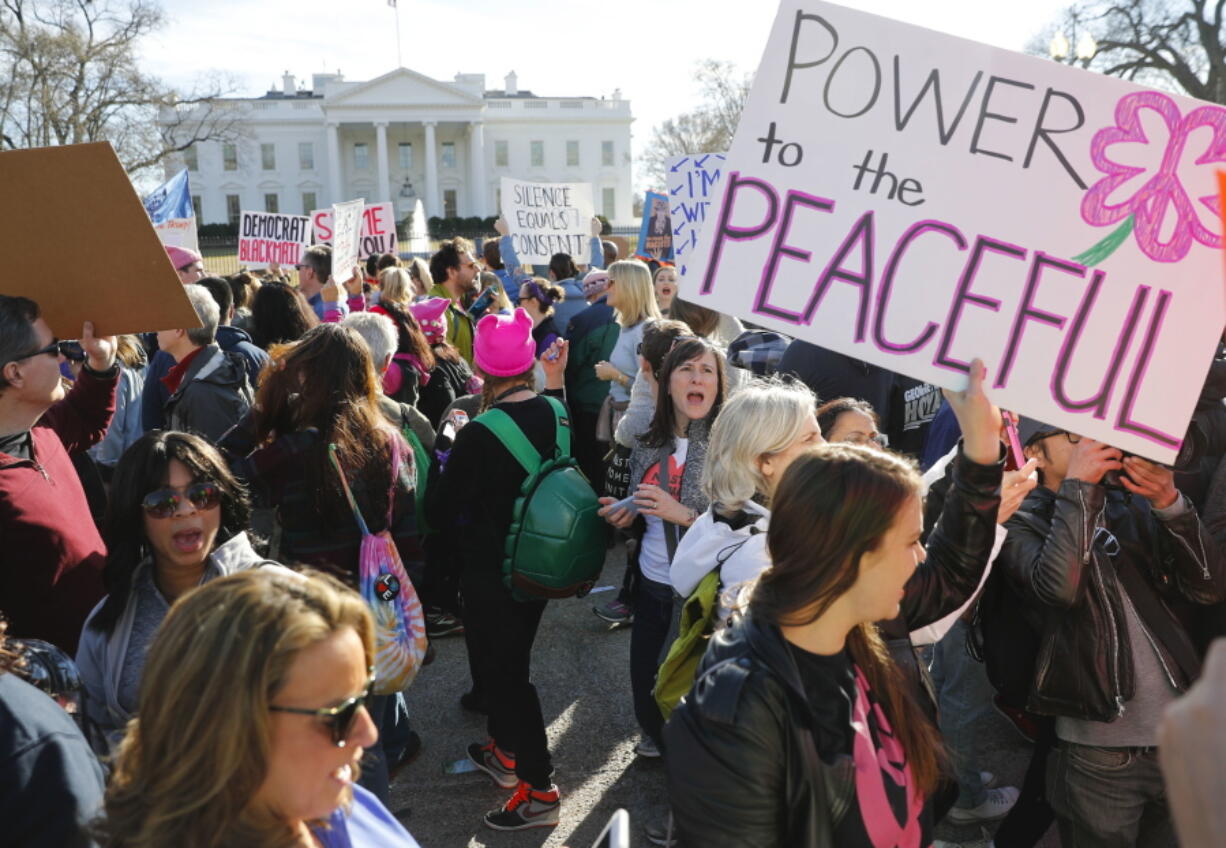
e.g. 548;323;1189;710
684;0;1226;463
501;177;594;264
311;201;398;257
238;211;311;269
668;153;725;279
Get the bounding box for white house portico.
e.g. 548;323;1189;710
173;68;635;228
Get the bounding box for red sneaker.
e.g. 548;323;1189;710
484;781;560;831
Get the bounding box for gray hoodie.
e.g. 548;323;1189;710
75;532;271;754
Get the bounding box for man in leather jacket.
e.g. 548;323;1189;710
998;420;1226;847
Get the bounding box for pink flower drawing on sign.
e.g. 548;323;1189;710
1077;90;1226;265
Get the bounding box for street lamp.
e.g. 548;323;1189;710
1049;30;1098;67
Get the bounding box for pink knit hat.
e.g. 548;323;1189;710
165;244;203;271
474;308;536;377
582;269;610;298
409;297;450;345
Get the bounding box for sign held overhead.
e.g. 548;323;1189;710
684;0;1226;463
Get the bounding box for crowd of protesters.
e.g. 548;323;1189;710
2;217;1226;848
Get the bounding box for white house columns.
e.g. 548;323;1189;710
468;121;486;217
423;121;439;219
374;121;390;204
326;122;342;204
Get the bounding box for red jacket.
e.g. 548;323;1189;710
0;369;117;654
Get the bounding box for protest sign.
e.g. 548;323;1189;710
331;199;365;283
501;177;594;264
143;168;198;252
238;211;311;269
0;142;198;338
667;153;725;279
311;201;399;257
637;191;675;261
683;0;1226;463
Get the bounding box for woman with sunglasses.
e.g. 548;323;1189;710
76;430;267;754
98;568;421;848
594;260;663;439
515;278;566;358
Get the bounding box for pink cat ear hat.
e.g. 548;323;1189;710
409;297;450;345
474;308;536;376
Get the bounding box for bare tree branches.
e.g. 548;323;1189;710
639;60;753;188
1028;0;1226;103
0;0;242;178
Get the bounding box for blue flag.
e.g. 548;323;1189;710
143;168;193;224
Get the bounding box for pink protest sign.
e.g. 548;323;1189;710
685;0;1226;462
311;202;398;257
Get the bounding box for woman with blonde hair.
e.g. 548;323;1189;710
669;377;822;613
370;268;437;406
405;257;432;300
97;568;421;847
594;259;662;437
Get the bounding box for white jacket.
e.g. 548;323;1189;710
670;502;771;621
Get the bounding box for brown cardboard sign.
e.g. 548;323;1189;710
0;142;200;339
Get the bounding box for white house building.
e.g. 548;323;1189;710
173;68;635;228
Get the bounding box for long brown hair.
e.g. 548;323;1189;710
669;297;721;338
376;300;436;372
478;368;536;412
254;324;394;526
98;569;374;848
752;444;944;794
640;336;727;448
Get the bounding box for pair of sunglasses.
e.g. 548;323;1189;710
140;482;222;519
12;338;80;363
269;677;375;747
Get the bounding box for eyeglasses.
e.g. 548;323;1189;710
269;676;375;747
843;432;888;447
11;339;76;363
1036;431;1081;445
140;481;222;519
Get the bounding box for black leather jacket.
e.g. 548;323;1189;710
663;447;1002;847
999;481;1226;721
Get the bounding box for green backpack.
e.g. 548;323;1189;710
473;396;605;601
654;570;721;721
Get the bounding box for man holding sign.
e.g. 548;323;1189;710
997;417;1226;846
0;297;117;654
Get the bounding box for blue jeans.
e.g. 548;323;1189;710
1048;742;1174;847
929;619;992;809
358;694;392;804
630;576;675;747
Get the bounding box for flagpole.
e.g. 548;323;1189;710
393;0;403;68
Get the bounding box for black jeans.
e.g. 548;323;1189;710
571;407;605;491
462;574;552;788
1047;741;1175;847
630;576;675;746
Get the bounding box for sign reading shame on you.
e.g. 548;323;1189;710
501;177;594;264
686;0;1226;463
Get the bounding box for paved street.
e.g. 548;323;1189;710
392;544;1059;848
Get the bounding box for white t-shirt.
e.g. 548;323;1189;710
638;438;689;585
